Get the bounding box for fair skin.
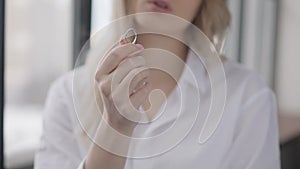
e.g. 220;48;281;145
84;0;203;169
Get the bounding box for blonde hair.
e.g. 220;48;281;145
195;0;231;54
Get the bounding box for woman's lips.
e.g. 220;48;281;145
147;0;172;13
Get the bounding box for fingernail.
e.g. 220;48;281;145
119;35;126;45
136;44;144;50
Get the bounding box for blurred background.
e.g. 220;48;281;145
0;0;299;168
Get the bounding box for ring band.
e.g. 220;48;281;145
124;28;138;44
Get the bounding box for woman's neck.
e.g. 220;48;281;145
137;34;188;62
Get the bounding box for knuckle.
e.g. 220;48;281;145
95;73;104;83
98;80;106;89
109;50;120;59
94;70;102;82
99;79;111;95
98;75;109;85
99;84;107;95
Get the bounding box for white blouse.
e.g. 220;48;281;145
34;51;280;169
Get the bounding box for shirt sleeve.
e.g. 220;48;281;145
34;77;86;169
223;88;280;169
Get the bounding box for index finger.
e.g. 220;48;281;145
97;43;144;75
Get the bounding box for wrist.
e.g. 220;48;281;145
101;112;137;136
88;120;134;159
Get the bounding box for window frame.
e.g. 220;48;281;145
1;0;91;167
73;0;92;65
0;0;5;167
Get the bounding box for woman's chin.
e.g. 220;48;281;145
132;12;191;37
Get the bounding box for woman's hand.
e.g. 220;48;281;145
85;43;150;169
95;43;150;134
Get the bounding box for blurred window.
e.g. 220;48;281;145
4;0;72;168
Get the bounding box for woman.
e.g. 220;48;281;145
34;0;280;169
